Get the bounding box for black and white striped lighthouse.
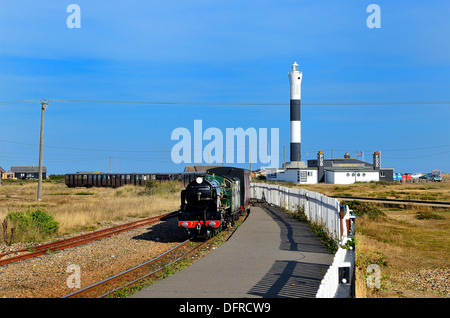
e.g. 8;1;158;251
289;61;302;162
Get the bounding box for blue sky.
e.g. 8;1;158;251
0;1;449;174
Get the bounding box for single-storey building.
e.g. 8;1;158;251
11;166;47;180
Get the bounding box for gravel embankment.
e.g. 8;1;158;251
0;217;189;298
395;268;450;296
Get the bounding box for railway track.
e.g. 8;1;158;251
61;211;249;298
332;196;450;209
0;211;178;266
62;237;214;298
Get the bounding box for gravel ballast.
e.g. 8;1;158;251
395;268;450;296
0;217;189;298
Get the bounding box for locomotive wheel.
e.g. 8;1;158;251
203;230;211;240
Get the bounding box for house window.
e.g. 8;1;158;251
380;171;385;177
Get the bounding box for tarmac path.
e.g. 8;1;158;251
131;204;333;298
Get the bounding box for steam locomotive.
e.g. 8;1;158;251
178;167;250;239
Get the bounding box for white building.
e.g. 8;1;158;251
266;167;318;184
324;170;379;184
266;151;394;185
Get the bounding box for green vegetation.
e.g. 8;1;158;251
288;205;338;253
138;180;182;196
415;211;444;220
47;174;65;183
74;191;95;195
4;208;59;243
342;200;385;220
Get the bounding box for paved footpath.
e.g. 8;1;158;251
131;205;333;298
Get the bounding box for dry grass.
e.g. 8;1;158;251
0;181;180;242
2;178;449;297
354;204;449;298
267;174;450;202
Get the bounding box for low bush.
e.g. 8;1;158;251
415;211;444;220
6;209;59;242
144;180;182;195
342;200;385;220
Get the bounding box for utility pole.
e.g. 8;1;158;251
37;100;49;201
249;144;252;179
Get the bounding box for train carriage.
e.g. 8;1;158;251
206;166;251;213
64;172;205;188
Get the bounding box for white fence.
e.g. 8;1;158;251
250;182;355;298
316;246;355;298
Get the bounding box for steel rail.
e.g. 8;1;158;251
0;211;177;266
61;239;192;298
332;196;450;207
62;235;217;298
98;237;214;298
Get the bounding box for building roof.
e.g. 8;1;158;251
184;165;220;172
11;166;47;173
308;157;373;168
0;166;5;173
324;167;377;172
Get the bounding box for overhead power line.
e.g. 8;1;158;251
0;98;449;106
1;137;450;154
46;99;450;106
